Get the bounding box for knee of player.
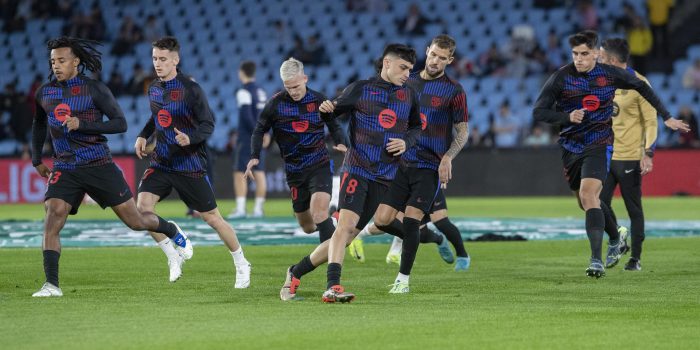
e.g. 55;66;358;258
578;191;598;206
45;205;70;219
310;211;328;225
136;202;153;213
125;219;147;231
301;223;317;234
199;210;222;225
373;213;393;227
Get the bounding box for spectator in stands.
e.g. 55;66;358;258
453;52;481;77
676;106;700;148
1;0;27;33
31;0;58;19
614;2;638;33
62;13;83;37
493;101;520;147
396;3;430;36
271;19;292;52
287;35;312;65
528;43;549;75
506;24;536;56
1;83;32;151
111;16;143;56
0;0;17;22
27;74;42;116
647;0;674;57
574;0;598;31
127;63;150;95
305;34;329;66
534;0;565;9
107;72;127;96
86;3;106;41
479;43;507;76
143;14;164;43
346;0;387;12
682;59;700;89
506;47;529;78
627;15;653;74
545;29;566;71
466;125;483;148
56;0;75;20
523;123;552;147
63;5;105;41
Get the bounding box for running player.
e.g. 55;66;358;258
31;37;192;297
533;30;689;278
363;34;470;293
350;36;471;273
134;36;251;287
245;58;346;243
279;44;421;303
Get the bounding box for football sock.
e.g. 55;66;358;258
43;250;60;287
600;202;620;243
316;218;335;243
157;238;179;260
377;219;404;238
419;226;442;244
585;208;605;261
434;218;469;257
399;217;420;275
156;217;178;239
326;263;342;289
395;272;409;284
235;197;246;214
291;255;316;279
230;247;247;265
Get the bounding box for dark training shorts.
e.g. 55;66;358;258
45;162;132;215
561;145;613;191
138;167;217;212
286;162;333;213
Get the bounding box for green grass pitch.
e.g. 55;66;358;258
1;197;699;349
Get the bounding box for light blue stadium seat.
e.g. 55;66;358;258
674;90;697;106
0;140;18;156
687;45;700;60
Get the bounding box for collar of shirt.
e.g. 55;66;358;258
55;74;83;87
369;75;404;92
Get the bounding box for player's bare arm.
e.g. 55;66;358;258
440;122;469;188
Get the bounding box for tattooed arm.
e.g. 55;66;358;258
439;122;469;188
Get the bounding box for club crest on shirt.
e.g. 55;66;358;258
431;96;442;107
306;102;316;113
71;86;81;95
396;89;406;101
170;90;182;101
595;76;608;87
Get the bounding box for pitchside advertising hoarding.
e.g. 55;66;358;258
1;150;699;203
0;157;136;203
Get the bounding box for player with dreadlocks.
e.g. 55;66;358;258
30;37;192;297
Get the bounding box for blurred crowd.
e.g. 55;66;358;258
1;0;699;154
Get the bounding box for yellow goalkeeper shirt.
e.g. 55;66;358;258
611;70;658;161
